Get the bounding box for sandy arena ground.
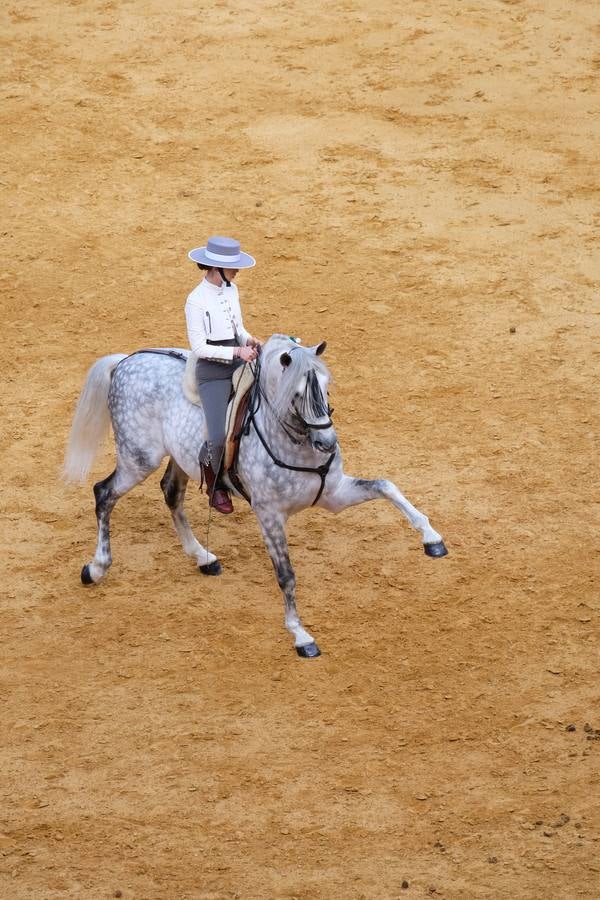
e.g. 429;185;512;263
2;1;599;897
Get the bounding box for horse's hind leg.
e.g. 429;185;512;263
81;463;150;585
159;458;221;575
320;476;448;557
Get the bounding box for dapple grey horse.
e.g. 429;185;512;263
64;334;447;657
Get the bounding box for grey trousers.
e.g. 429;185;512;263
196;356;242;470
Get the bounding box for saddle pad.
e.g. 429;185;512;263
224;364;255;472
182;350;202;405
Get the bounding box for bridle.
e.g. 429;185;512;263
288;348;334;433
242;355;337;506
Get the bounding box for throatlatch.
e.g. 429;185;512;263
218;267;231;287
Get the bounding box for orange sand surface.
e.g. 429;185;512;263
1;1;599;897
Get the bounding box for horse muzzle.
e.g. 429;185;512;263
311;428;338;454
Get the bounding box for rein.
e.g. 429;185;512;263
242;357;337;506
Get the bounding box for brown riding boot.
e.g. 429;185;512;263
201;462;234;515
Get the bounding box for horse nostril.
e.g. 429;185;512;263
314;436;337;453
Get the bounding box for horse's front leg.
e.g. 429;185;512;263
253;506;320;658
320;475;448;557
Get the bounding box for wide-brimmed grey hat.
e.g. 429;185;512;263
188;235;255;269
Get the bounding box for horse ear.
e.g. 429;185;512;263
315;341;327;356
280;352;292;367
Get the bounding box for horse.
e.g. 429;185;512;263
63;333;447;658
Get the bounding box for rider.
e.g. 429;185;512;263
185;235;261;514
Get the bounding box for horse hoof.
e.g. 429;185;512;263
81;564;94;585
296;642;321;659
199;559;223;576
424;541;448;558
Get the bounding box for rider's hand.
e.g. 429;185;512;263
247;336;263;352
237;346;258;362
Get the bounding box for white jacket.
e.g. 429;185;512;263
184;278;251;363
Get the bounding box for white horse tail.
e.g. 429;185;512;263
63;354;128;483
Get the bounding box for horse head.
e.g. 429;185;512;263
260;335;337;453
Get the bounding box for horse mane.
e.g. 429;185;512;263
261;334;331;421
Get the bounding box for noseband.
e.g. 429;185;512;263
292;400;334;431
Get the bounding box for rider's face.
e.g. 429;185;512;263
205;267;239;286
